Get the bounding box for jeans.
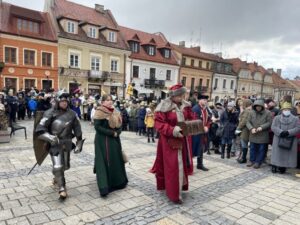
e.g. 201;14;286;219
241;139;249;149
221;137;233;145
250;143;267;164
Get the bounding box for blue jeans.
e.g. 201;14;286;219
250;143;267;164
241;139;249;149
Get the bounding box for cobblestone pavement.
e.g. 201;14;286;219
1;119;300;225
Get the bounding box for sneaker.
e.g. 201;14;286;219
59;191;68;200
253;163;261;169
247;162;254;167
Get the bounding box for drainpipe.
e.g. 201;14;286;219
123;53;126;99
210;72;214;100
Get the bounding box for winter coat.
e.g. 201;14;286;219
271;114;300;168
220;110;239;140
246;100;272;144
137;107;146;129
237;108;251;142
144;113;154;128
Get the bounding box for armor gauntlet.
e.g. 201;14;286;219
38;132;59;146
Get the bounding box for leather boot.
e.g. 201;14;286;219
197;156;209;171
148;138;150;143
221;145;225;159
227;144;232;159
237;148;248;164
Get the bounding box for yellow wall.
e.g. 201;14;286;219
183;56;212;70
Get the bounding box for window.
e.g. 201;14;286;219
67;21;75;33
206;62;210;69
91;56;100;71
42;52;52;67
191;78;195;91
89;27;96;38
199;78;203;87
148;46;155;56
133;65;139;78
164;49;170;58
182;57;186;65
182;77;186;86
230;80;234;89
108;31;116;42
150;68;156;79
70;53;79;68
166;70;171;80
191;59;194;67
223;79;226;89
24;49;35;65
24;79;36;89
17;18;39;33
206;79;210;88
111;59;118;72
199;61;202;68
5;47;17;64
214;78;218;88
130;42;139;53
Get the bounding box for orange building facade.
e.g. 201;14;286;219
0;3;58;93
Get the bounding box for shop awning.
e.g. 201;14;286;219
134;86;153;94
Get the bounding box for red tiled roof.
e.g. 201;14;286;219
290;80;300;87
52;0;128;50
170;43;228;63
272;72;294;89
227;58;248;74
119;26;178;66
0;2;57;42
53;0;118;30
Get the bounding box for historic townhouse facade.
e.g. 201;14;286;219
271;70;296;101
120;26;179;99
45;0;130;97
0;2;58;92
171;42;213;98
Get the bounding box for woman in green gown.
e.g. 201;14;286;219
93;94;128;197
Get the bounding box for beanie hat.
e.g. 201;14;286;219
281;102;292;110
243;99;253;108
227;102;235;108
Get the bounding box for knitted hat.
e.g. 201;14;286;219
242;99;253;108
281;102;292;110
227;102;235;108
169;84;187;97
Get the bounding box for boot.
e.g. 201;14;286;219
152;138;155;143
221;145;225;159
214;146;221;154
237;148;248;164
271;165;277;173
207;149;211;155
226;144;232;159
148;138;150;143
197;156;209;171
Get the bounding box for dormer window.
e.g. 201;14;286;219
164;49;170;58
108;31;116;42
17;18;39;34
130;42;139;53
88;27;96;38
67;21;75;33
148;46;155;56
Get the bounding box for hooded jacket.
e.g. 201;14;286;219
246;99;272;143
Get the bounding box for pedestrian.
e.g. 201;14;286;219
120;104;129;131
150;84;194;204
6;89;18;125
25;92;32;118
246;99;272;169
145;107;155;143
220;102;239;159
236;99;253;163
192;94;211;171
271;102;300;174
71;93;82;119
17;93;26;120
137;101;146;136
93;94;128;197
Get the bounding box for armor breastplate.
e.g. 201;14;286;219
50;110;75;139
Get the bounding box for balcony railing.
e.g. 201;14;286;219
59;67;89;78
144;79;165;88
88;70;111;82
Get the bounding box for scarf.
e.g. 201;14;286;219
93;105;122;129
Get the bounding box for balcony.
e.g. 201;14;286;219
144;79;165;88
59;67;89;78
88;70;110;82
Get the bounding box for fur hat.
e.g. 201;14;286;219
169;84;187;97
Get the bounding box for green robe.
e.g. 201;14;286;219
94;119;128;196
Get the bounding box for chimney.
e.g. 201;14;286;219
95;4;105;13
191;46;201;52
254;61;258;66
267;68;274;74
277;69;282;76
215;52;222;58
179;41;185;47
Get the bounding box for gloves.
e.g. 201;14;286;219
38;133;59;146
74;139;85;154
173;126;183;138
280;131;289;137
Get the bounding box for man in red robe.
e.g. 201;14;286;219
150;84;195;204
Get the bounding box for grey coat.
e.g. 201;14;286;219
271;114;300;168
246;100;272;144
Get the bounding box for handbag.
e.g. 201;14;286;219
278;137;294;150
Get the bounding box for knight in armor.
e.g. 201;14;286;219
35;91;83;200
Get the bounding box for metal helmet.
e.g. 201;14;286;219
56;90;70;102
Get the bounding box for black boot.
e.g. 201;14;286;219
148;138;150;143
214;146;221;154
197;156;209;171
278;167;286;174
221;145;225;159
152;138;155;143
227;144;232;159
271;165;277;173
207;149;211;155
237;148;248;164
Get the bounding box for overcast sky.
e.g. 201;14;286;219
4;0;300;78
